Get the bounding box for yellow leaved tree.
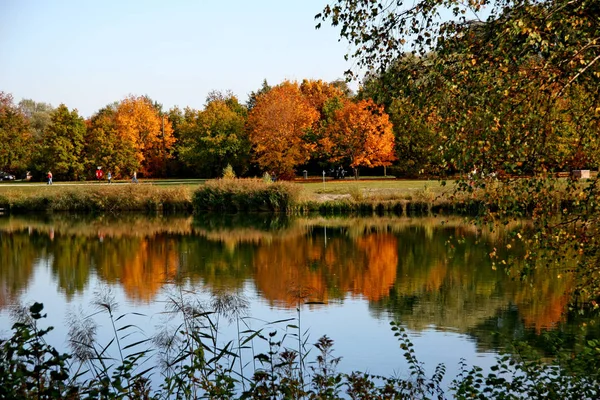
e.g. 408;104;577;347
247;81;319;179
321;99;395;178
115;95;175;177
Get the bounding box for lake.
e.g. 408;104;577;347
0;212;591;389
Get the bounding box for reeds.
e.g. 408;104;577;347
297;198;486;216
3;296;599;399
0;179;486;217
1;185;193;213
192;178;302;213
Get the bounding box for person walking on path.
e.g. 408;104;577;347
132;171;138;184
107;171;112;184
47;171;53;185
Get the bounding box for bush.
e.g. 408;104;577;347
222;164;236;180
192;178;303;213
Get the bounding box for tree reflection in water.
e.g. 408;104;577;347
0;213;586;352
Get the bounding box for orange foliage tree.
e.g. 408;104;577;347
84;105;139;179
321;99;395;178
247;81;319;179
299;79;345;117
115;95;175;177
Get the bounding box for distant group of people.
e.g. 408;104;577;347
95;168;114;184
327;166;347;179
44;169;138;184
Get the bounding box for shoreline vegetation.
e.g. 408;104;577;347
0;177;484;216
2;179;600;399
2;301;598;400
0;175;585;216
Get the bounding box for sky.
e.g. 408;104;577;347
0;0;355;118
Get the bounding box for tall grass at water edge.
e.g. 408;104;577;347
2;298;600;399
192;178;303;212
191;178;486;216
0;185;193;213
1;178;570;217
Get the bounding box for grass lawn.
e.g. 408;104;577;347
0;177;457;206
0;178;206;193
299;178;450;195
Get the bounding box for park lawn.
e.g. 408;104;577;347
0;177;456;206
0;178;206;192
298;177;454;201
0;177;451;195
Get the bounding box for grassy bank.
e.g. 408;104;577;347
0;178;478;215
0;184;193;213
193;178;302;212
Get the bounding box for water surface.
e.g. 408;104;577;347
0;213;588;383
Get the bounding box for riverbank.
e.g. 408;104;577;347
0;178;479;215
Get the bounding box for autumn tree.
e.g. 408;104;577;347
318;0;600;307
321;99;395;178
247;81;319;179
114;95;175;177
300;79;345;118
84;105;138;178
0;92;33;175
296;79;348;170
36;104;86;180
178;92;250;177
318;0;600;175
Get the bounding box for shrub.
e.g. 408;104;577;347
193;179;303;213
223;164;236;180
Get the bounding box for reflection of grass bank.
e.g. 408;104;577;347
0;212;524;243
0;213;195;238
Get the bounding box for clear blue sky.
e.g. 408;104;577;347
0;0;354;117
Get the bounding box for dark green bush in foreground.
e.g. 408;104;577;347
2;301;599;399
193;178;302;213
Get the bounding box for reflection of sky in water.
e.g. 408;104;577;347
0;214;584;392
1;256;499;389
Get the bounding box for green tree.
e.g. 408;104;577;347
358;54;445;177
246;79;271;110
18;99;54;140
387;97;444;177
178;93;250;177
330;78;354;98
37;104;86;181
165;106;188;177
0;92;33;175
